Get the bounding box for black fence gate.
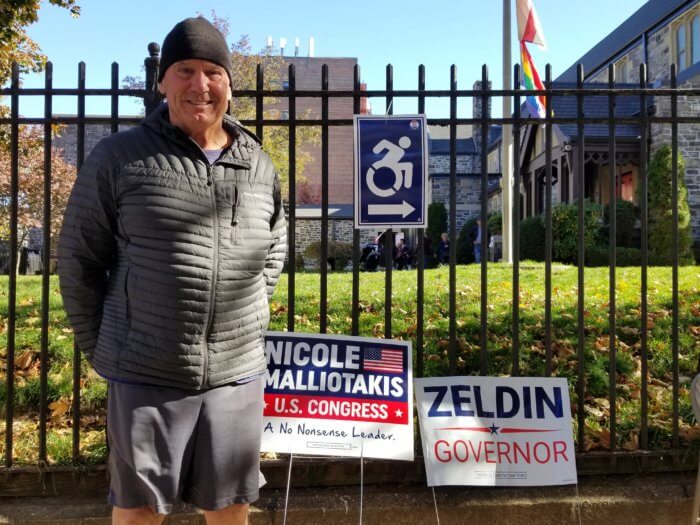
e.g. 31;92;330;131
1;44;699;490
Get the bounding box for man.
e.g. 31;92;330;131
395;237;412;270
437;232;449;265
470;218;489;263
58;17;286;525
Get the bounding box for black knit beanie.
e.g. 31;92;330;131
158;17;233;84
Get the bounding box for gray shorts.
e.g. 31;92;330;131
106;377;266;514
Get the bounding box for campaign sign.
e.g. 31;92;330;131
261;331;414;460
353;115;428;229
415;376;577;487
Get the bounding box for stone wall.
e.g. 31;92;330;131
650;77;700;240
295;219;375;269
588;42;645;84
54;123;133;166
488;188;503;215
431;175;501;232
585;6;700;243
429;154;479;174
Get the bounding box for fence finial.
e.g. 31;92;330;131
144;42;162;116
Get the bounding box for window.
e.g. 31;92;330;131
677;24;687;70
674;9;700;71
693;15;700;65
615;57;629;83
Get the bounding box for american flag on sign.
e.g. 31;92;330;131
363;347;404;374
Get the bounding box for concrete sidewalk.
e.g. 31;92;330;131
0;472;695;524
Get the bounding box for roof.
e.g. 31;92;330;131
427;124;472;139
557;0;691;82
429;125;502;154
487;126;502;149
430;137;478;154
522;82;644;140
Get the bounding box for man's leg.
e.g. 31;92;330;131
202;503;249;525
112;506;165;525
185;378;264;517
107;382;201;519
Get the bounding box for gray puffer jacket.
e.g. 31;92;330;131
58;104;287;390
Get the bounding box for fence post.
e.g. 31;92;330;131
144;42;162;115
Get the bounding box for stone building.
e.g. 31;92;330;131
427;81;502;235
531;0;700;246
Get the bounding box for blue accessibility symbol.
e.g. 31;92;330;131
354;116;427;229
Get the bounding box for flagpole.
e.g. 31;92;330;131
502;0;513;263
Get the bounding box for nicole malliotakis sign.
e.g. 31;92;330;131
261;332;414;461
415;376;577;486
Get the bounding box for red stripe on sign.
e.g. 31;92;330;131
264;393;409;424
363;348;404;373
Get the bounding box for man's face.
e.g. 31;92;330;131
158;59;231;139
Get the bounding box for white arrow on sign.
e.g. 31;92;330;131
368;201;416;218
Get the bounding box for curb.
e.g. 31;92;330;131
0;472;695;524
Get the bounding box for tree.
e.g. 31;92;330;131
0;0;80;85
647;144;694;265
220;26;319;197
0;125;76;269
1;1;80;144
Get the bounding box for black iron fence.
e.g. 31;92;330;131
1;46;699;484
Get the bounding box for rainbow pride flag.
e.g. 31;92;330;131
520;41;546;118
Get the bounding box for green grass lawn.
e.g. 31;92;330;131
2;263;699;464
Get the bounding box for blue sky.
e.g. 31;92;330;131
16;0;647;117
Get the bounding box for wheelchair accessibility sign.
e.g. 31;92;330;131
354;115;428;229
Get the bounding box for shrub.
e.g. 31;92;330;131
457;217;478;264
600;199;639;248
551;201;602;264
647;145;694;265
488;213;502;235
427;202;448;259
304;240;353;271
283;253;305;273
586;245;608;267
519;215;545;261
586;245;642;267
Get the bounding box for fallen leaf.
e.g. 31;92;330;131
621;431;639;451
15;351;34;370
597;428;611;449
584;405;604;419
48;399;71;420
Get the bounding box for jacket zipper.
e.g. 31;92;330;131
203;163;218;388
123;267;131;325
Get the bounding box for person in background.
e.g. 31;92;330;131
395;237;412;270
470;218;490;263
438;232;450;264
58;17;286;525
